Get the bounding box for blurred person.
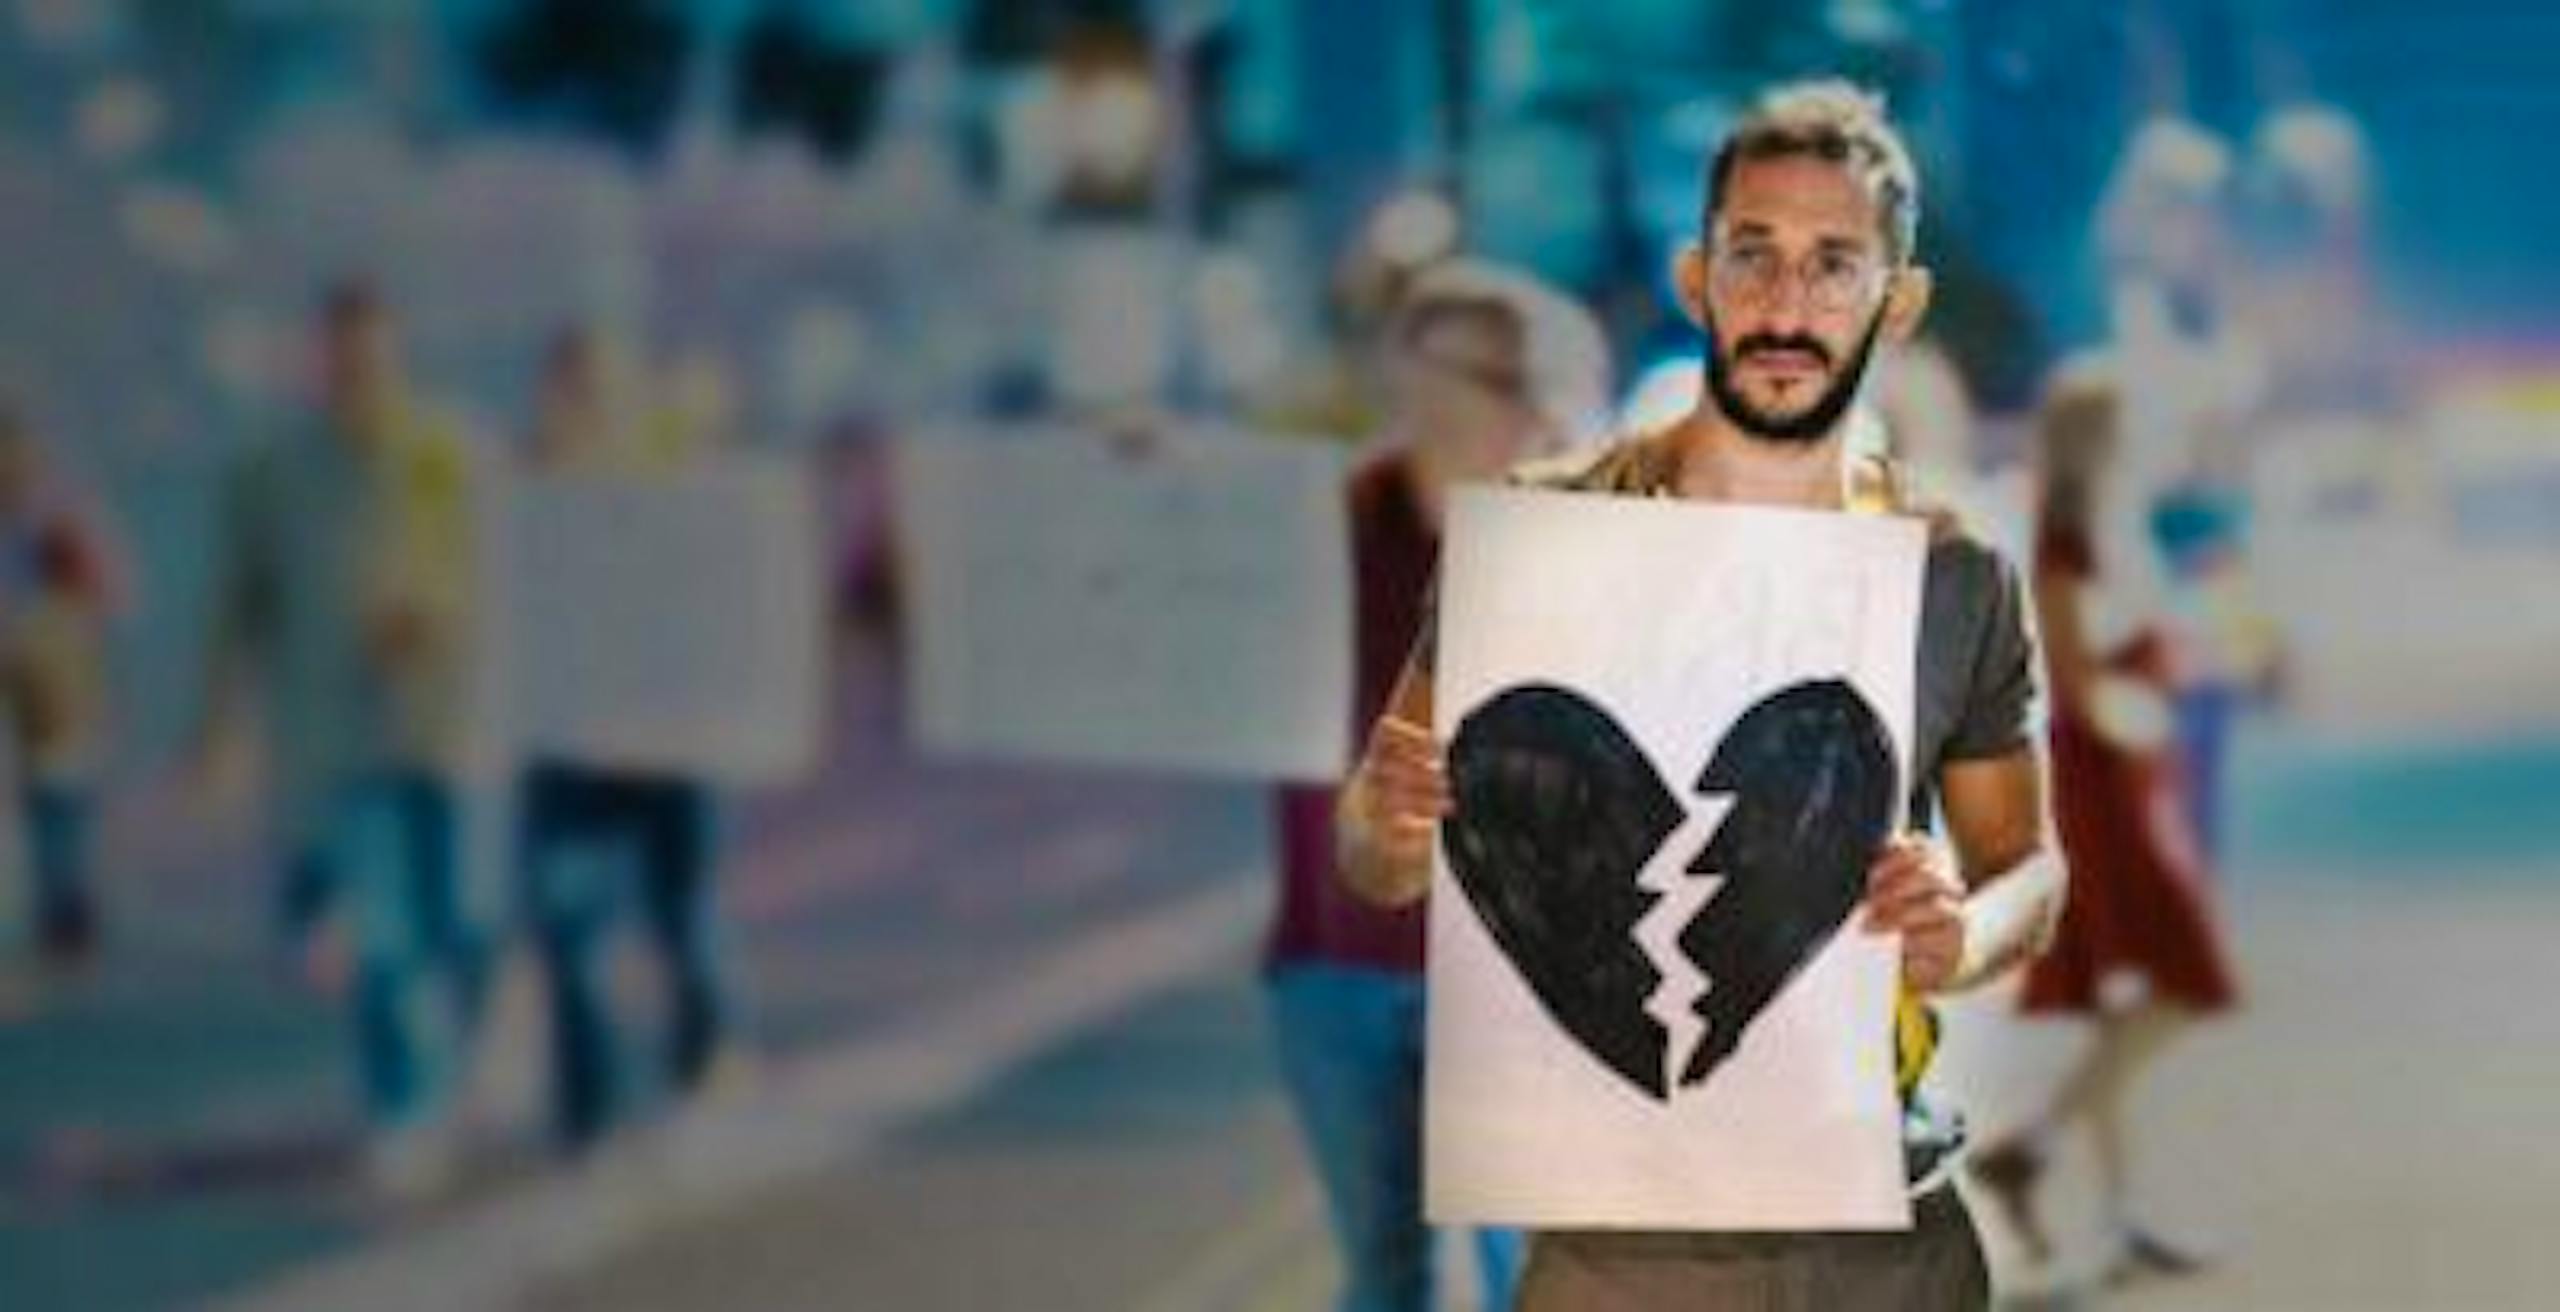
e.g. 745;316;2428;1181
2098;118;2258;403
2227;102;2419;541
1871;338;1975;477
1337;82;2061;1309
1270;259;1606;1312
2092;116;2256;592
2237;102;2401;421
819;415;902;638
2097;115;2273;871
1250;190;1466;441
198;283;491;1196
1969;362;2240;1285
1871;337;2036;554
0;405;130;970
514;326;743;1153
648;347;741;465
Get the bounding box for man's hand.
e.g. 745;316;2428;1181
1338;714;1451;907
1861;833;1967;992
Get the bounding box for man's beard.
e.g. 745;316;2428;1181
1701;307;1887;446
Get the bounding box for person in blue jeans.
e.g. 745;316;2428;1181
17;784;95;958
518;763;728;1149
1269;260;1607;1310
1271;965;1520;1308
321;770;485;1131
513;327;739;1152
201;284;491;1196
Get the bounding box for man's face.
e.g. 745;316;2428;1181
1697;155;1899;445
546;337;604;411
1398;309;1559;475
321;307;399;422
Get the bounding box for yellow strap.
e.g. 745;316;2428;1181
1849;454;1943;1095
1894;989;1937;1095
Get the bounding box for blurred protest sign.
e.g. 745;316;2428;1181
499;457;825;785
893;424;1351;781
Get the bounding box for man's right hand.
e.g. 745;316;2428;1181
1339;714;1453;906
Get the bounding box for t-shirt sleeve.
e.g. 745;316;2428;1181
1944;547;2038;761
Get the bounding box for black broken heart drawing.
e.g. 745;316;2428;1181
1441;680;1897;1101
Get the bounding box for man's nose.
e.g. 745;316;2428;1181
1756;276;1819;333
1738;316;1813;360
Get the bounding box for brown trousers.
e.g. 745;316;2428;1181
1514;1185;1990;1311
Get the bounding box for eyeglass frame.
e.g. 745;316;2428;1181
1702;236;1897;315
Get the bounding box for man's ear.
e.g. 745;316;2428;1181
1882;264;1934;344
1671;240;1711;331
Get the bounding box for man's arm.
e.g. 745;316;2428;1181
1938;746;2064;989
1335;645;1448;908
1861;745;2061;994
1866;527;2065;992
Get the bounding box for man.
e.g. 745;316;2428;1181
1338;82;2061;1309
514;325;740;1152
202;283;489;1196
1271;258;1607;1312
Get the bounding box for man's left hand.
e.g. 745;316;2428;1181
1861;834;1967;992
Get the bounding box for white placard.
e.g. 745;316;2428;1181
1428;486;1924;1231
893;427;1351;781
502;457;825;785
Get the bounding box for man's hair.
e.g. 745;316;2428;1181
322;278;386;331
1705;80;1920;263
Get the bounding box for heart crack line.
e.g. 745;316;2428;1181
1633;792;1732;1095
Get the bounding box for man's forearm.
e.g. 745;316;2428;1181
1946;847;2064;993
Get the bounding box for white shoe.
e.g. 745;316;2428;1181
2101;1222;2221;1288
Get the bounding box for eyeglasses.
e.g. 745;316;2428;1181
1707;241;1889;314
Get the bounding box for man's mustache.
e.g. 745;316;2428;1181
1733;334;1833;368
